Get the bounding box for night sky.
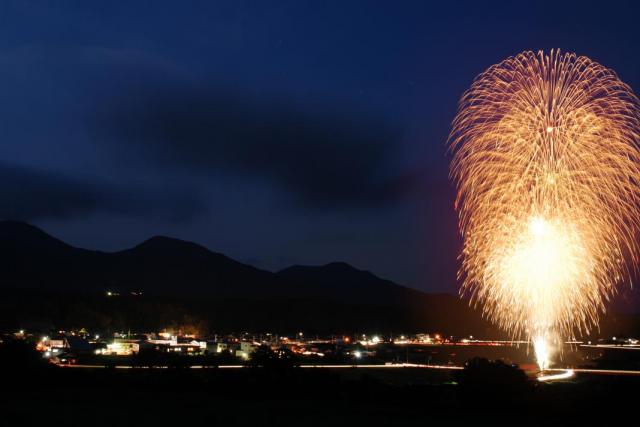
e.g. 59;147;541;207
1;1;639;293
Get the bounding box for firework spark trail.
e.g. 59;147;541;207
448;50;640;369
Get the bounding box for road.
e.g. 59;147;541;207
57;362;640;378
60;362;463;370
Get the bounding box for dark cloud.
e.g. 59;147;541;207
96;89;416;209
0;163;205;221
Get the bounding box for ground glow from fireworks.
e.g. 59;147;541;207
449;50;640;370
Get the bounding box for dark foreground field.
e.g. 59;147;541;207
2;362;639;426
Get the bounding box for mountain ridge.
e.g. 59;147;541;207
0;220;498;335
0;220;420;299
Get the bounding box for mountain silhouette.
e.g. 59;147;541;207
0;220;496;335
276;262;426;304
0;220;433;302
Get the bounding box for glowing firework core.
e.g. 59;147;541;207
449;50;640;370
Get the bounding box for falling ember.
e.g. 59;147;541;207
448;50;640;370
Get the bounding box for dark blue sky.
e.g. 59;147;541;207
1;0;639;292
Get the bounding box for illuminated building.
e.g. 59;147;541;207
236;341;258;359
106;340;141;355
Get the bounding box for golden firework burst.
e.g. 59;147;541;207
449;49;640;368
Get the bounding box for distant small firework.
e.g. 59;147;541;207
448;50;640;369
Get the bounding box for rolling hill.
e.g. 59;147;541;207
0;220;495;335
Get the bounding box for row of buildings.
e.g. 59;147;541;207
26;329;451;362
36;332;260;360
